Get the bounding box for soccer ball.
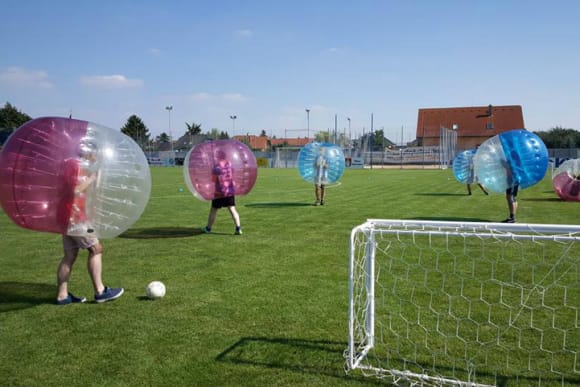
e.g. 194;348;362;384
146;281;166;299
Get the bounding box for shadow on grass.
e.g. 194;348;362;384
522;197;562;202
0;282;54;312
119;227;203;239
215;336;382;384
216;336;579;386
414;193;469;197
245;202;313;208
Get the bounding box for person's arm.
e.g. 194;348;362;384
75;172;97;193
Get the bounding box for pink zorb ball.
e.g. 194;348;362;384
0;117;151;238
183;139;258;201
552;158;580;202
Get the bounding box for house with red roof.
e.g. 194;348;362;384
416;105;525;150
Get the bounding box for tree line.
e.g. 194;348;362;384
1;102;580;149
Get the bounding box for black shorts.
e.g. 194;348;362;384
506;185;519;197
212;196;235;208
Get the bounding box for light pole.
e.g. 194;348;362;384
230;115;237;136
305;108;310;139
165;106;174;163
347;117;351;147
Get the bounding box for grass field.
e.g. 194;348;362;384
0;166;578;386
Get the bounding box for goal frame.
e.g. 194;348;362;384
346;219;580;386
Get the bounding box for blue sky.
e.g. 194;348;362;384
1;1;579;143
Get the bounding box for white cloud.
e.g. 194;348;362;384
147;48;162;56
189;92;248;103
0;66;54;89
80;74;144;89
234;29;253;38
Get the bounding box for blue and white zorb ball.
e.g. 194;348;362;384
453;149;477;184
297;142;345;184
473;129;548;193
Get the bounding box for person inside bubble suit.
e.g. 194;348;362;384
57;139;124;305
466;145;488;196
314;147;329;205
203;148;242;235
67;140;98;235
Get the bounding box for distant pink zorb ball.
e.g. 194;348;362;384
552;158;580;201
183;139;258;201
0;117;151;238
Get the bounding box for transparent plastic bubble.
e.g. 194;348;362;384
297;142;345;184
183;139;257;201
552;158;580;201
453;149;477;184
473;129;548;193
0;117;151;238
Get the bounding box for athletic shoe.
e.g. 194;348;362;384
203;226;211;234
501;218;516;223
57;292;87;305
235;228;242;235
95;287;124;303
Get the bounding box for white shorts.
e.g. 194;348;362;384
62;235;99;250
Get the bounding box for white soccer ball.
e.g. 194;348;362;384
146;281;166;299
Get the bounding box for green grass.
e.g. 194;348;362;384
0;167;578;386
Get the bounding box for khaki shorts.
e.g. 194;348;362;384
62;235;99;250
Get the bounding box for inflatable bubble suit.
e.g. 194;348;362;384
452;149;477;184
473;129;548;193
183;139;257;201
0;117;151;239
297;142;345;184
552;158;580;201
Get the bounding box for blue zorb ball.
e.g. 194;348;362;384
473;129;548;193
452;149;477;184
297;142;345;184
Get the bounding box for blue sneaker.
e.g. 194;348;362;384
57;292;87;305
95;287;124;303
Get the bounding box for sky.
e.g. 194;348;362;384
1;0;579;143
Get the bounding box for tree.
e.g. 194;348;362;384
156;132;170;143
185;121;202;135
0;102;32;129
534;127;580;148
315;130;331;142
121;115;150;148
208;128;221;139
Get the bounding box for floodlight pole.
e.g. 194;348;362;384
165;106;174;161
230;115;237;136
305;108;310;139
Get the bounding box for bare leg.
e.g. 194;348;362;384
57;247;80;301
478;183;488;195
87;242;105;295
320;186;326;204
206;207;218;229
227;206;241;228
508;198;518;219
315;185;321;204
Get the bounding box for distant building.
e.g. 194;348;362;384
232;135;311;151
416;105;525;150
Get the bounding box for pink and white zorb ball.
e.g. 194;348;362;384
0;117;151;238
183;139;258;201
552;158;580;201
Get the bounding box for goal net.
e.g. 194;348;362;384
346;219;580;386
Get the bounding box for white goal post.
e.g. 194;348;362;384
346;219;580;386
